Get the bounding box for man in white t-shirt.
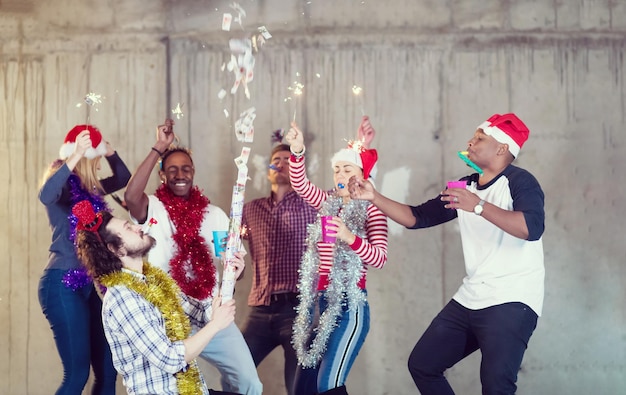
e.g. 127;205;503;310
124;119;262;395
348;113;545;395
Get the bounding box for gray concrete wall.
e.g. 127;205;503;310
1;0;625;394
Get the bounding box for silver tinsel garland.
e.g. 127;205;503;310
292;194;370;367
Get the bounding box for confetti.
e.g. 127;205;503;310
234;107;256;143
171;103;184;120
230;2;247;29
227;42;256;99
258;25;272;39
222;13;233;31
218;89;227;100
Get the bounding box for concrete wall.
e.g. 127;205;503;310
1;0;625;394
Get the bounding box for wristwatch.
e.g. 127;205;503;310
473;199;485;216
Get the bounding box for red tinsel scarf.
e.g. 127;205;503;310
155;184;215;300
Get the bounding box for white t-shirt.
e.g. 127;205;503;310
131;195;230;298
455;174;544;316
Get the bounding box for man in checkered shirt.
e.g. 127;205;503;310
240;143;318;395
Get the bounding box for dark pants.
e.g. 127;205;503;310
241;293;299;395
38;269;117;395
408;299;538;395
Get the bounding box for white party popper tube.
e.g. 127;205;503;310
219;147;250;302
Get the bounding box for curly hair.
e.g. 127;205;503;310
159;147;193;171
75;211;124;280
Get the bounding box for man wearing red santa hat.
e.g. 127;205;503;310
348;113;545;395
39;124;131;394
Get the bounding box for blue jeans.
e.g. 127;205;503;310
197;321;263;395
38;269;117;395
241;294;299;395
408;299;538;395
294;291;370;394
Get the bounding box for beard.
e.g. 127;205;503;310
125;235;156;259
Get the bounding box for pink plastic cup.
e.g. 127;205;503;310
321;216;337;243
447;180;467;190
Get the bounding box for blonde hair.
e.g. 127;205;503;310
41;157;103;193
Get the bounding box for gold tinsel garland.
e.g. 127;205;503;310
100;263;203;395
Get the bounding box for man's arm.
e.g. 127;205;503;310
124;120;174;224
348;176;417;228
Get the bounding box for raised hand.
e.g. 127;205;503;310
210;296;236;330
73;130;92;158
155;118;175;151
230;250;247;279
348;175;376;202
104;141;116;157
285;121;305;153
357;116;375;148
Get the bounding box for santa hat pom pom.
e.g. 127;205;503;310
59;125;108;160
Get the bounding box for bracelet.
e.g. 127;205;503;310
290;146;306;157
151;147;164;156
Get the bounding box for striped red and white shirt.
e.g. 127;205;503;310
289;154;388;290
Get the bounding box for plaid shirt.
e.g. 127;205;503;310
242;191;318;306
102;268;210;395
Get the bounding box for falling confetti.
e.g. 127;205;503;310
234;107;256;143
230;2;247;29
222;13;233;31
171;103;184;120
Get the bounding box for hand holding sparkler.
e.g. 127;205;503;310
154;119;176;153
285;122;305;155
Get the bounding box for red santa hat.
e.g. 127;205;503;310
477;113;529;158
331;146;378;180
59;125;108;160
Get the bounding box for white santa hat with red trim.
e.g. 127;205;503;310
59;125;108;160
477;113;530;158
331;146;378;181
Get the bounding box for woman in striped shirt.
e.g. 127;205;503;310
285;117;388;395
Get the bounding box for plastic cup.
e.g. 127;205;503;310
212;230;228;258
321;216;337;243
447;180;467;189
